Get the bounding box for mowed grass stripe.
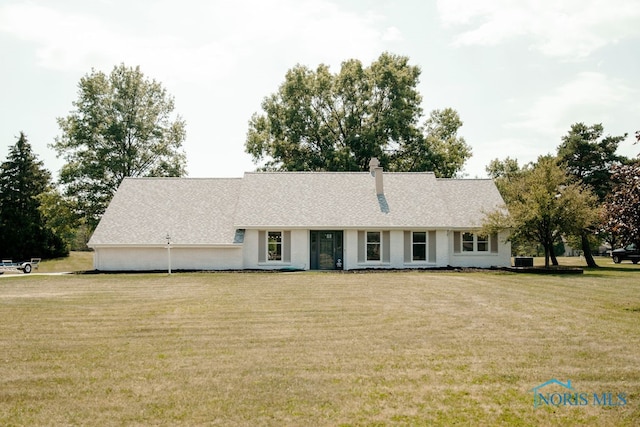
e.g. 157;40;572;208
1;270;639;425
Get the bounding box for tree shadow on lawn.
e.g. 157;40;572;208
580;264;640;277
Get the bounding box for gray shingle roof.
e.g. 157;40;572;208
235;172;503;228
89;178;241;246
89;172;505;246
436;178;507;228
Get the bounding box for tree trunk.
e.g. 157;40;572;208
581;231;598;268
550;251;559;266
544;243;551;268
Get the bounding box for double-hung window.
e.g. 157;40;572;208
268;231;282;261
404;230;436;264
366;231;381;261
477;234;489;252
259;230;291;263
462;232;475;252
457;232;494;253
359;230;389;263
412;232;427;261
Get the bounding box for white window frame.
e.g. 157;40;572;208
461;232;490;253
412;231;428;261
267;230;283;261
366;231;381;261
462;232;475;252
477;233;489;252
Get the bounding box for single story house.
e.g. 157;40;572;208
88;159;511;271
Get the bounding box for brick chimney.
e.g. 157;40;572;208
369;157;383;195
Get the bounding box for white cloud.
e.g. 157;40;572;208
437;0;640;58
463;136;543;177
0;3;111;70
382;26;403;42
507;71;634;134
0;0;398;178
0;0;387;82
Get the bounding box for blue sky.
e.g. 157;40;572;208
1;0;639;179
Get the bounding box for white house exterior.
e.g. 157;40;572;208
88;163;511;271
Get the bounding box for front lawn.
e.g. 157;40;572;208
0;266;638;425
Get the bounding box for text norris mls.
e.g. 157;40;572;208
530;379;627;408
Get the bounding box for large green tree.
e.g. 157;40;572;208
485;156;524;202
0;133;67;260
557;123;626;200
37;187;81;251
485;157;539;256
245;53;471;176
395;108;472;176
52;64;187;230
484;156;600;268
557;123;627;266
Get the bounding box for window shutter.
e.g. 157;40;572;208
383;231;390;263
258;231;266;262
490;232;498;253
358;231;365;263
283;231;291;262
453;231;461;254
429;231;437;263
404;231;411;263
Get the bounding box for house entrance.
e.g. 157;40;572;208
310;231;343;270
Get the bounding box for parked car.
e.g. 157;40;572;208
611;244;640;264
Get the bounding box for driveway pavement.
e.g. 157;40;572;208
0;272;72;278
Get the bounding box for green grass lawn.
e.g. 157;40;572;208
32;251;94;273
1;261;638;425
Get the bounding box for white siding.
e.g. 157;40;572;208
389;230;404;268
343;229;510;270
242;229;310;270
93;246;243;271
343;229;358;270
290;230;309;269
447;230;511;268
243;229;260;268
93;229;511;271
436;230;450;267
400;230;448;268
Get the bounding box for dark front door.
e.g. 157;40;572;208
310;231;343;270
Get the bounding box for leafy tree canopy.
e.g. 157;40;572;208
556;123;629;266
0;132;67;259
52;64;187;230
485;157;527;203
557;122;627;201
602;162;640;248
245;52;471;176
485;156;521;180
484;156;599;268
37;187;80;251
396;108;472;177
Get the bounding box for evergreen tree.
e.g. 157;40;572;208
557;123;627;267
0;132;68;260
